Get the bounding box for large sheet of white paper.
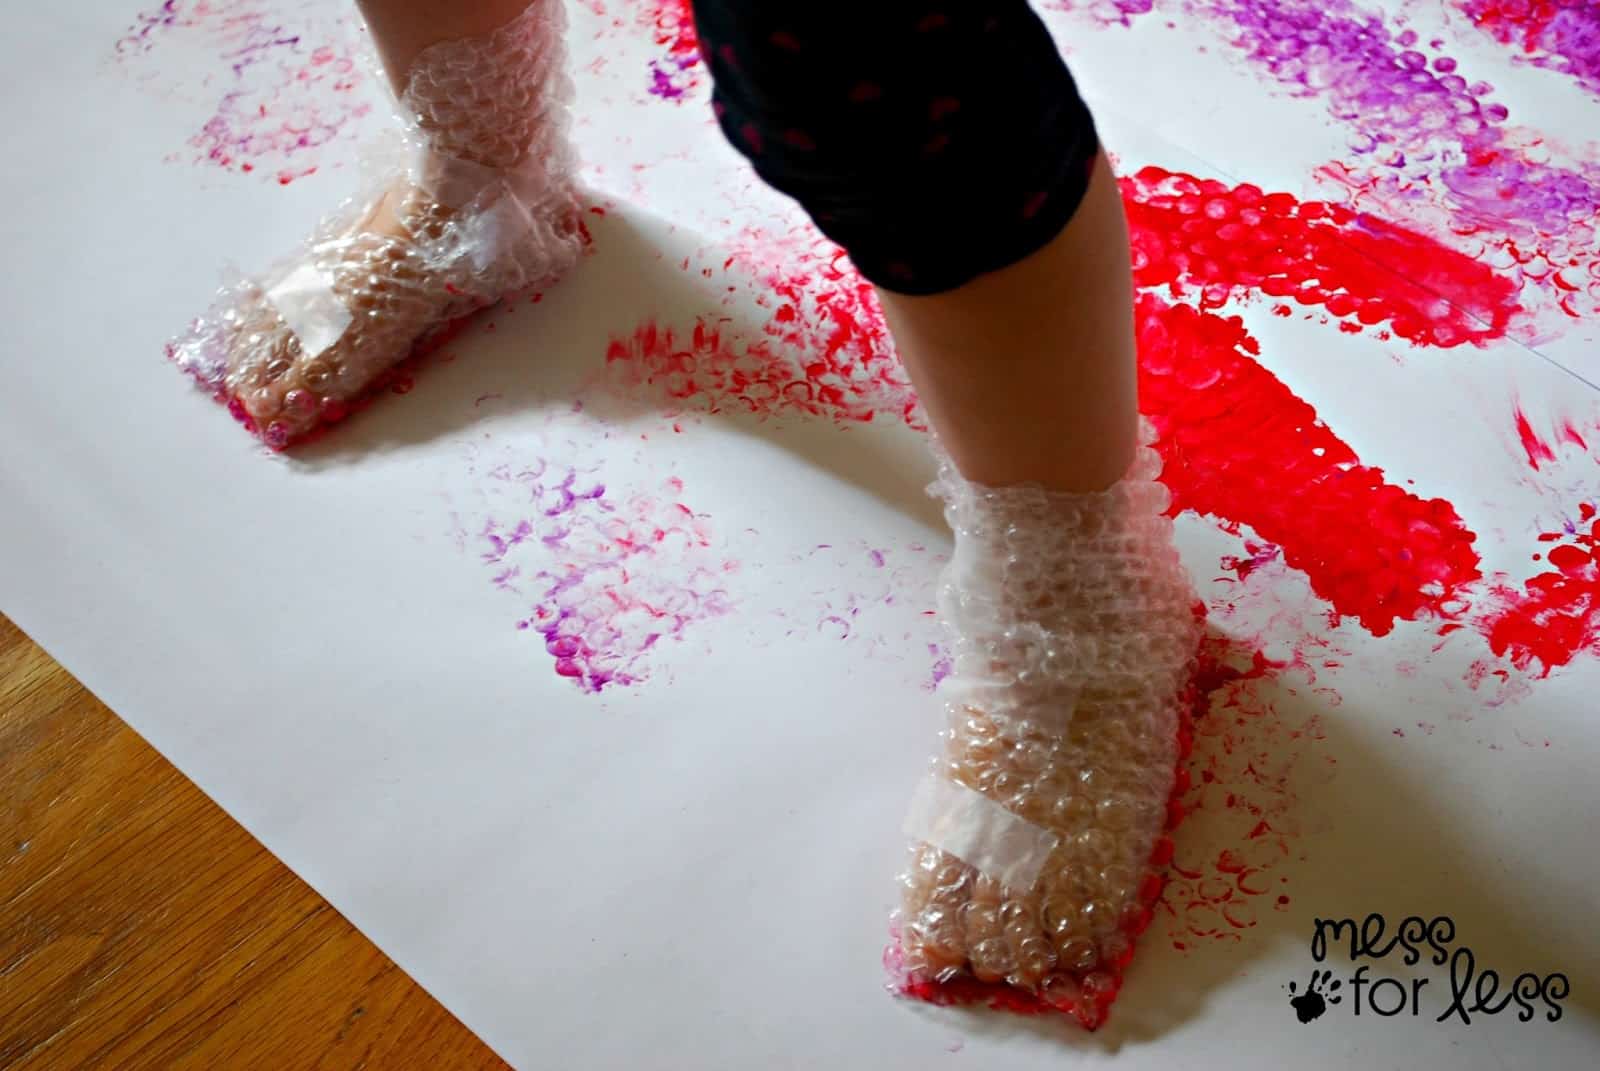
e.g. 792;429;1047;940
4;2;1598;1067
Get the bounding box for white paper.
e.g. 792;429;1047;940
3;3;1598;1069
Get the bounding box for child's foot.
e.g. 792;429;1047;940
169;0;582;448
894;426;1200;1027
172;175;580;447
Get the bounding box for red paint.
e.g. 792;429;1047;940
1480;506;1600;674
1515;404;1559;469
1123;167;1522;346
627;174;1506;660
1137;293;1483;635
607;319;909;425
1462;2;1585;67
653;0;700;67
609;232;919;428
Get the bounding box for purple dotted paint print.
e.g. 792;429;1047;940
113;1;375;185
1176;0;1600;327
453;443;736;694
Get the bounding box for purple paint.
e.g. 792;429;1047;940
460;448;735;694
1191;0;1600;320
927;644;954;692
113;2;372;184
648;58;696;101
1462;0;1600;100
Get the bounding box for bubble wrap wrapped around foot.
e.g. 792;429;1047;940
168;0;584;448
890;422;1204;1028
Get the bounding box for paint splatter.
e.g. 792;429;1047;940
762;542;946;688
1460;0;1600;100
1163;637;1332;947
638;0;703;101
1443;409;1600;678
743;228;922;426
458;447;735;692
606;319;903;424
113;1;373;184
1123;166;1522;345
606;231;920;426
1137;293;1483;636
1476;502;1600;675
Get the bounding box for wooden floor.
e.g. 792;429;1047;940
0;614;508;1070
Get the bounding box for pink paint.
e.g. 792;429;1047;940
114;2;372;184
1045;0;1160;27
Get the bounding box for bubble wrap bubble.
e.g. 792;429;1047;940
889;421;1203;1029
167;0;584;448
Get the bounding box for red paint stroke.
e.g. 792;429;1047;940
1515;405;1559;470
1512;401;1590;470
1122;167;1522;346
1136;293;1483;636
1479;503;1600;675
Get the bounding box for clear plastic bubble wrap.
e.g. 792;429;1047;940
888;421;1204;1028
168;0;584;448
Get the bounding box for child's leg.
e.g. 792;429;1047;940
692;3;1199;1020
356;0;538;91
692;2;1135;493
876;155;1139;493
170;1;583;447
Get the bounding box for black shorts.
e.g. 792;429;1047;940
691;1;1100;295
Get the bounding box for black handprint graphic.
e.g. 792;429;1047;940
1287;970;1343;1023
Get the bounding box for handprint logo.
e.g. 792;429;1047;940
1287;970;1343;1023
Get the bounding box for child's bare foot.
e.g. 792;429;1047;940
169;0;582;448
894;426;1200;1027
